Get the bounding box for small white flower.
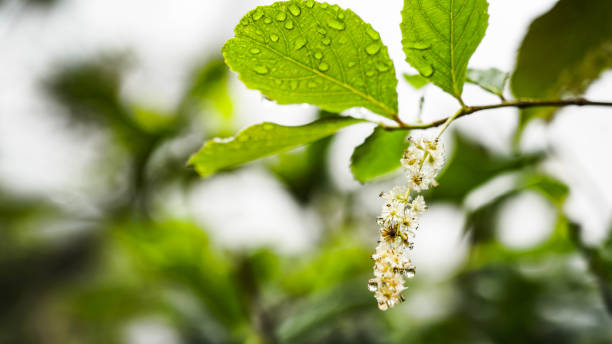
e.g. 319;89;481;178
379;200;408;227
411;195;427;215
401;145;423;171
380;185;411;204
369;135;445;311
416;137;445;172
407;168;437;192
369;236;414;310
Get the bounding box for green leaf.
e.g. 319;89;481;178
428;132;543;204
466;67;508;97
277;279;372;343
401;0;489;99
519;174;569;208
350;128;409;183
464;173;568;247
180;58;235;136
403;73;430;89
43;56;153;151
511;0;612;124
223;1;398;118
113;220;246;328
569;221;612;315
189;116;363;177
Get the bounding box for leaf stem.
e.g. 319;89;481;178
436;109;463;139
386;98;612;131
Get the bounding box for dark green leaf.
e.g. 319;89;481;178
428;132;543;204
350;128;409;183
569;221;612;315
224;0;398;117
401;0;489;99
519;173;569;208
465;174;568;247
189;116;363;178
511;0;612;125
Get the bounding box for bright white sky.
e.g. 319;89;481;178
1;0;611;261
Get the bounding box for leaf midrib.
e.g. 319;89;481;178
241;35;397;116
450;0;459;97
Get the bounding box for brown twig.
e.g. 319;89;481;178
383;98;612;131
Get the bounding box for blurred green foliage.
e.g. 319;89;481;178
428;132;544;204
1;1;612;343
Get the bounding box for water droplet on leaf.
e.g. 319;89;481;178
252;8;264;21
338;12;345;19
294;37;307;50
318;62;329;72
270;34;279;42
405;41;431;50
254;65;269;74
288;4;301;16
275;11;286;21
322;37;331;45
366;26;380;40
420;64;434;77
376;63;390;72
314;52;323;59
365;43;380;55
327;19;345;31
284;21;294;30
305;0;315;8
366;70;376;77
316;26;327;35
249;48;261;55
264;17;272;24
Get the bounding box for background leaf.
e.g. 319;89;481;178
179;58;236;137
350;128;409;183
189;116;363;178
403;73;430;89
428;132;543;204
463;173;569;247
511;0;612;126
223;0;398;117
401;0;489;99
268;110;337;203
569;222;612;315
467;67;508;98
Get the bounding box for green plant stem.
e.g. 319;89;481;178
436;109;463;139
383;98;612;131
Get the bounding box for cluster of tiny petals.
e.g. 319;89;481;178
369;137;444;310
401;137;445;192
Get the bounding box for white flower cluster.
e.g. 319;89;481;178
368;137;445;310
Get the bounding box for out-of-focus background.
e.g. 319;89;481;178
1;0;612;343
